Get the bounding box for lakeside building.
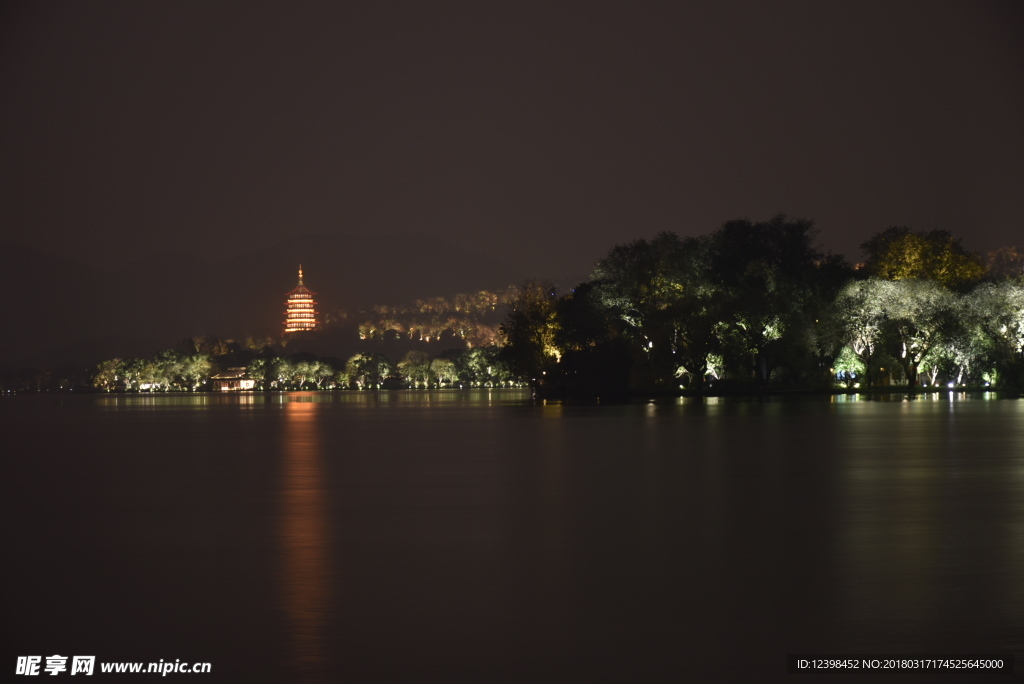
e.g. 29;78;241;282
283;265;319;333
212;368;256;391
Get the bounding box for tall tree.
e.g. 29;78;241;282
970;280;1024;386
398;350;433;388
307;360;334;389
986;245;1024;281
879;279;958;387
708;215;823;385
499;282;561;386
430;358;459;387
591;232;721;390
344;353;394;389
832;279;892;387
459;346;512;387
861;227;984;287
92;358;124;391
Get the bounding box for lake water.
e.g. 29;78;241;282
3;391;1024;682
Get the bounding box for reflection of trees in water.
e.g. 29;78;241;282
281;400;331;683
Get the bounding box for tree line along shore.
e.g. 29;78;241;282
4;216;1023;397
503;217;1023;397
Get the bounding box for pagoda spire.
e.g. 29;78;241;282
297;264;304;286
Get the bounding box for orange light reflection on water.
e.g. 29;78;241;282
281;398;331;683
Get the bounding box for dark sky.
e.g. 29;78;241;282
2;0;1022;280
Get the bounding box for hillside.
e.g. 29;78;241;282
1;233;538;370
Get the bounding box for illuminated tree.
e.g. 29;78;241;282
92;358;124;391
306;360;334;389
861;227;984;287
119;358;147;391
134;358;161;389
591;234;675;336
832;279;892;387
270;358;295;389
832;345;865;387
543;282;631;395
291;360;312;388
708;215;828;385
282;358;333;389
176;358;200;390
357;322;378;340
878;279;958;387
398;350;433;388
590;232;723;390
457;346;513;387
913;290;993;386
344;353;394;389
243;335;277;351
246;358;272;389
970;279;1024;386
149;350;181;390
832;277;963;388
430;358;459;387
187;336;232;357
499;282;561;385
146;350;210;391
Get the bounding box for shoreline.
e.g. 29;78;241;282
3;386;1020;402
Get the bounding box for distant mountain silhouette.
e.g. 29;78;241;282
1;233;536;370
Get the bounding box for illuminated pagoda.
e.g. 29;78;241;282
283;265;319;333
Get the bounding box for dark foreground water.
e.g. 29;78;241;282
3;391;1024;682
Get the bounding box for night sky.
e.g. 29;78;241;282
2;0;1023;281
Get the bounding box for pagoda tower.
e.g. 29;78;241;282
283;265;319;333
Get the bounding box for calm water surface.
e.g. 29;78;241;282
3;391;1024;682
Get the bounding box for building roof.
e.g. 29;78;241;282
212;367;248;380
286;265;316;296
